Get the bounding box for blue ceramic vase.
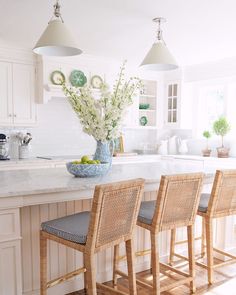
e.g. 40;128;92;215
93;140;114;165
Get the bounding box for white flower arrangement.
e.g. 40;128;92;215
62;62;142;142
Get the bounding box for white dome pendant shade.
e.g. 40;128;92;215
140;17;178;71
33;1;82;56
140;42;178;71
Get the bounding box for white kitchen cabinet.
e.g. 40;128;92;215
0;208;22;295
0;240;22;295
122;96;139;128
164;81;181;128
0;62;12;125
12;64;36;125
0;62;36;127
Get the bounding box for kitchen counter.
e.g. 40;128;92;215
0;160;212;201
1;154;236;172
0;154;162;171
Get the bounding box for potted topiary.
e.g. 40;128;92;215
202;130;211;157
213;117;231;158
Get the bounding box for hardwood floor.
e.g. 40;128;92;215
67;258;236;295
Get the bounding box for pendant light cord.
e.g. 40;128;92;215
48;0;64;23
157;19;163;41
153;17;166;44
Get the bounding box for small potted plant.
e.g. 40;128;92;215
202;130;211;157
213;117;230;158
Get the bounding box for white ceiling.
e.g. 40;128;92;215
1;0;236;66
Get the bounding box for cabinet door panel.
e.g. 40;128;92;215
0;62;13;125
12;64;36;125
165;82;181;128
123;96;139;127
0;240;22;295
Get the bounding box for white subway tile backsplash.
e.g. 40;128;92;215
1;97;161;157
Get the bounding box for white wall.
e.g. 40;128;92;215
0;48;161;157
0;97;159;157
30;98;96;156
5;47;236;158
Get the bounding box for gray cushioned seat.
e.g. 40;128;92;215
138;194;211;224
41;211;90;244
138;200;156;225
198;193;211;213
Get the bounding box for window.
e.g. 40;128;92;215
197;85;225;136
186;78;236;138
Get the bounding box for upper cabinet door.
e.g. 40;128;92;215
0;62;13;125
12;64;36;125
165;82;181;128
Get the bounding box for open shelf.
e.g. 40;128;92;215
140;94;156;98
44;84;102;100
139;109;156;112
139;80;157;128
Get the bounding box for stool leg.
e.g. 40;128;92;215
187;225;196;293
201;217;206;258
113;244;120;288
126;239;137;295
83;254;88;292
169;229;176;265
84;253;96;295
40;232;47;295
205;217;214;284
150;239;153;275
151;233;160;295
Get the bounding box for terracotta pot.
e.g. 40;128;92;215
217;147;230;158
202;148;211;157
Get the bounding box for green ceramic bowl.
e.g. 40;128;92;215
139;103;150;109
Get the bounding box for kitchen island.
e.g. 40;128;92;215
0;159;229;295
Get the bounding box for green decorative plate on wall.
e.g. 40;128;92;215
50;70;65;85
139;116;148;126
69;70;87;87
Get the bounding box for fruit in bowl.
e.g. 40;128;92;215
66;155;110;177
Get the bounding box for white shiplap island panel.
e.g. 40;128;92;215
0;160;214;295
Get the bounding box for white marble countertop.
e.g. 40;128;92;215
1;154;236;168
0;154;161;169
0;160;212;199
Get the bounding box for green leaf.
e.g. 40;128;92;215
213;117;230;136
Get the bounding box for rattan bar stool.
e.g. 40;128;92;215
170;169;236;284
40;178;144;295
113;173;203;295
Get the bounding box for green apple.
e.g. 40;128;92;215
81;155;90;163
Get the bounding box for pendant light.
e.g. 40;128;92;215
33;0;82;56
140;17;178;71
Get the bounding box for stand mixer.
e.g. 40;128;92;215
0;133;10;160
